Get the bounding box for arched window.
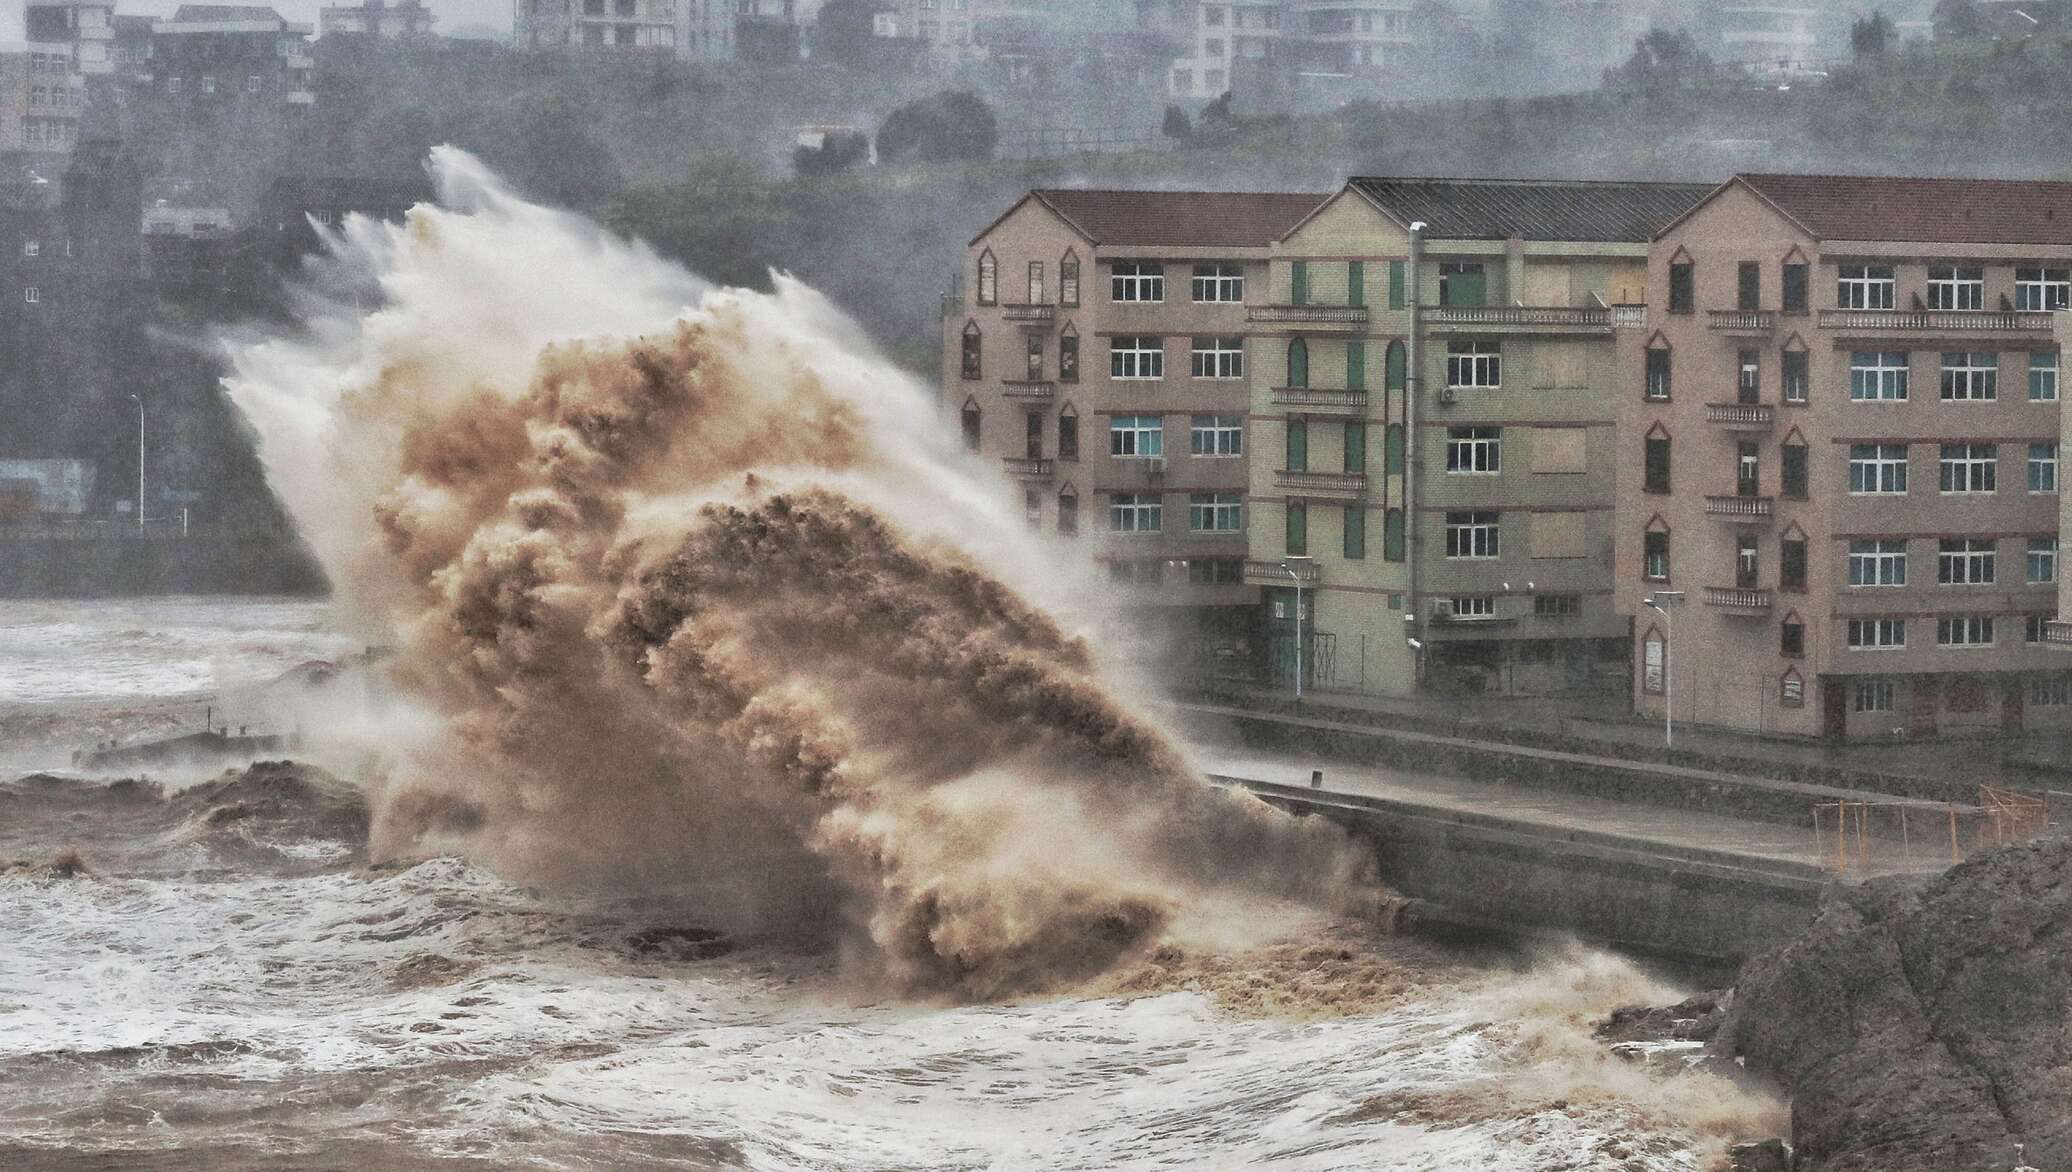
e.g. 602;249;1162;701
1287;337;1309;389
1060;249;1081;307
1384;423;1405;475
960;396;981;453
1385;339;1406;416
1059;321;1079;383
1779;666;1805;707
1057;403;1079;461
961;320;981;380
1056;484;1079;535
1383;507;1405;562
976;249;998;306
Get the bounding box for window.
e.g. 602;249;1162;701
1285;502;1307;555
1190;414;1242;456
2031;675;2072;706
1024;487;1043;528
247;75;261;93
1446;426;1500;474
977;250;996;305
1738;440;1759;496
1190;337;1245;379
1643;631;1666;694
2030;443;2057;492
1109;415;1163;457
1849;540;1908;586
1738;349;1760;402
1782;262;1809;313
1534;594;1580;618
2016;266;2070;311
1643;434;1671;493
1290;260;1308;305
1781;534;1807;591
1849;443;1908;493
960;401;980;453
1025;334;1044;381
1445;511;1500;559
2029;615;2053;644
1192;263;1244;303
1737;533;1760;588
2030;352;2058;401
1344;421;1366;474
1344;505;1366;559
1737;261;1761;311
1058;409;1078;461
1644;529;1670;580
1188;558;1244;585
1438;262;1487;307
1782;442;1808;498
1060;254;1080;306
1025;411;1044;458
1110;261;1165;303
1838;264;1896;310
1110;493;1162;532
960;322;981;379
1937;538;1996;585
1781;669;1806;706
1384;509;1405;562
1447;341;1501;389
1286;418;1307;472
1059;330;1079;384
1848;618;1906;649
1850;352;1908;401
1926;265;1984;310
1057;491;1078;535
1027;261;1045;305
1937;615;1995;647
169;76;182;93
1854;679;1896;713
1939;352;1996;401
1189;492;1242;532
22;287;38;304
1109;336;1164;380
1645;347;1671;400
1939;443;1998;494
2029;537;2058;584
20;240;37;258
1782;350;1808;403
1668;261;1693;314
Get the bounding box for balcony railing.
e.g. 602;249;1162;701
1271;387;1368;415
1243;559;1320;586
1707;309;1776;332
1000;379;1055;400
1425;305;1612;332
1246;305;1369;325
1000;303;1055;323
1818;309;2054;332
1001;457;1054;479
1705;494;1774;521
1611;305;1648;328
2047;619;2072;646
1705;403;1775;429
1705;586;1774;611
1273;470;1368;500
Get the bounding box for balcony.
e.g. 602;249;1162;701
1000;379;1055;400
2047;619;2072;647
1001;457;1054;480
1818;308;2054;335
1243;559;1320;587
1424;305;1612;334
1271;387;1368;416
1707;309;1776;334
1704;495;1774;523
1704;586;1774;612
1612;305;1648;329
1705;402;1775;431
1246;305;1369;328
1000;303;1055;325
1273;469;1368;501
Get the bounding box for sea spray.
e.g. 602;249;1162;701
221;149;1367;997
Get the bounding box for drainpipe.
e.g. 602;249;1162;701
1405;222;1425;684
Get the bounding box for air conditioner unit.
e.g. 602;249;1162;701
1436;386;1458;405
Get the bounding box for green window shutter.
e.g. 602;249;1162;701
1346;340;1366;390
1385;340;1406;391
1288;337;1309;388
1347;260;1365;307
1291;260;1308;306
1286;418;1308;472
1384;508;1405;562
1388;260;1405;309
1287;502;1308;556
1344;421;1366;473
1384;423;1405;475
1344;505;1366;559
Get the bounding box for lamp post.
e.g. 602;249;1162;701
1643;591;1684;748
128;393;144;530
1282;556;1313;700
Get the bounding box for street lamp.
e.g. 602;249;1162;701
128;393;144;530
1643;591;1685;748
1281;556;1313;701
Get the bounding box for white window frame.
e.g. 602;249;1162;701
2016;266;2070;311
1191;263;1244;303
1449;595;1497;619
1109;336;1164;380
1849;351;1908;401
1444;426;1500;474
1189;414;1242;457
1846;618;1906;650
2031;674;2072;705
1189;336;1245;380
1936;538;1996;585
1837;264;1895;310
1109;492;1163;533
1110;261;1166;303
1926;265;1983;311
1108;414;1164;457
1446;341;1501;390
1853;678;1896;712
2029;537;2059;584
2029;443;2057;492
1936;614;1995;647
1938;352;1996;401
1188;491;1243;532
1444;510;1500;559
2030;352;2059;401
1938;442;1998;494
1848;539;1907;587
1848;443;1908;494
22;287;38;304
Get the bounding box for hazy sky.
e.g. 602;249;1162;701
2;0;515;39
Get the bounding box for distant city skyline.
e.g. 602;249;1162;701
3;0;515;39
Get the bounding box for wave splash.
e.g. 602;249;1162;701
221;149;1364;998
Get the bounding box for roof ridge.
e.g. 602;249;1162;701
1352;176;1714;189
1031;187;1321;197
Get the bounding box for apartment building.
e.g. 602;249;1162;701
148;6;315;107
1138;0;1414;101
515;0;735;59
1616;174;2072;739
949;187;1325;666
318;0;437;39
1245;177;1710;696
24;1;116;77
0;42;85;155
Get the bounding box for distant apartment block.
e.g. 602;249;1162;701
1247;177;1709;696
1618;174;2072;738
515;0;736;59
949;188;1325;664
25;1;117;76
1711;3;1818;65
318;0;437;39
1138;0;1415;101
889;0;1040;64
0;42;85;154
148;6;316;107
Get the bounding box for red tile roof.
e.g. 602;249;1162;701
1736;173;2072;245
1025;189;1327;248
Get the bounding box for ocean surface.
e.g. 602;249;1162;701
0;597;1774;1171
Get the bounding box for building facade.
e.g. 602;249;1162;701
0;42;85;156
1617;174;2072;739
1246;177;1709;697
318;0;437;39
24;1;117;77
949;188;1325;672
1137;0;1415;101
147;6;315;108
515;0;736;59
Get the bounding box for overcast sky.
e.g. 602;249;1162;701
3;0;515;40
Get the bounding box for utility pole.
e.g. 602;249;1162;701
1282;556;1313;700
128;393;144;530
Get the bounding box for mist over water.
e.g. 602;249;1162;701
222;148;1363;996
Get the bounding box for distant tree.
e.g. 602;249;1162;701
794;130;870;177
814;0;882;66
1601;28;1713;89
1933;0;1986;40
1851;10;1895;54
1198;91;1238;128
1161;104;1192;140
877;90;997;164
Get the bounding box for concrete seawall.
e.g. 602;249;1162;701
0;533;324;598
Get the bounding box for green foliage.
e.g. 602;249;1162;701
1602;29;1714;90
1161;104;1192;139
1851;10;1895;55
794;131;870;177
1934;0;1986;40
877;91;998;164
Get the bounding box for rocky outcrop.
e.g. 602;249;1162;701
1718;835;2072;1172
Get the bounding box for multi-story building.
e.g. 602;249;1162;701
1139;0;1284;100
0;42;85;156
1138;0;1413;101
949;187;1325;666
318;0;437;39
1617;174;2072;738
1246;177;1710;696
1709;3;1819;65
24;1;117;77
148;6;315;108
515;0;735;59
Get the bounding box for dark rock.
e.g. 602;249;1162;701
1596;989;1728;1044
1727;1138;1790;1172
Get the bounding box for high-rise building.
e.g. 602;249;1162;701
24;1;117;77
146;7;316;109
0;42;86;155
514;0;737;59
